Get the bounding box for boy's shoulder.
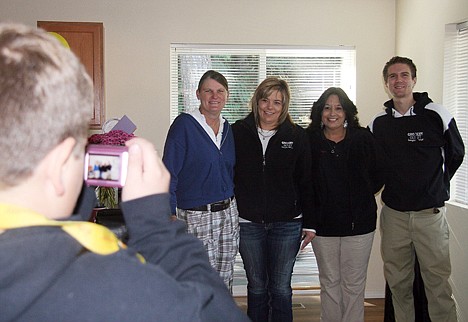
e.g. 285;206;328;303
0;225;184;321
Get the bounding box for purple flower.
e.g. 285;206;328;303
88;130;135;146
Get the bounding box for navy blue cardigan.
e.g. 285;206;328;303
163;113;236;213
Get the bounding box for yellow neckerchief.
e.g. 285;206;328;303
0;203;129;256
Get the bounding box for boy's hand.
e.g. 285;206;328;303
121;138;170;202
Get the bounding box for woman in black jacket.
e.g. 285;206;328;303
232;77;314;322
306;87;383;322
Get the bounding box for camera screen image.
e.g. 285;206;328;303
87;154;122;182
84;145;128;187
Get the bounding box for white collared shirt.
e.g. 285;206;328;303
392;106;416;118
188;108;225;149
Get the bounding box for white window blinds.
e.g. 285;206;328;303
170;44;356;128
444;21;468;205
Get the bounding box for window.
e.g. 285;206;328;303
170;44;356;128
170;45;353;293
444;21;468;205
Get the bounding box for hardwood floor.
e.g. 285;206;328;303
234;295;385;322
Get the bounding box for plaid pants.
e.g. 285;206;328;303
177;198;239;291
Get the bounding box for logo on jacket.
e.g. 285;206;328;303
407;131;424;142
281;141;294;149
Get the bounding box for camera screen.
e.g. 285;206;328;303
86;153;122;182
84;144;128;188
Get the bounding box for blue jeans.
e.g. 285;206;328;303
239;221;302;322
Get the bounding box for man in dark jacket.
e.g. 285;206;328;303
0;23;248;322
368;56;464;322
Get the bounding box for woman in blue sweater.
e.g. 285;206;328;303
162;70;239;291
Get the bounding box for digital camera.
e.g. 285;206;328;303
84;144;129;188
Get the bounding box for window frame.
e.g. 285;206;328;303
444;21;468;206
170;44;356;128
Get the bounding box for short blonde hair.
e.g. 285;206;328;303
0;23;93;187
251;77;292;128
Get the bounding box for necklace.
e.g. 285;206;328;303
325;138;340;157
323;129;345;157
325;139;340;157
327;141;336;154
258;128;277;140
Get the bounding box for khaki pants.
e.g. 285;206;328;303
312;232;375;322
380;205;457;322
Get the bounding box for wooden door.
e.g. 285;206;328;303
37;21;104;129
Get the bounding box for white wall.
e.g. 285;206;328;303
396;0;468;320
0;0;395;150
0;0;396;297
446;204;468;321
2;0;466;309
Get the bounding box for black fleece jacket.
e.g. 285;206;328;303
306;127;384;236
368;92;465;211
232;113;314;229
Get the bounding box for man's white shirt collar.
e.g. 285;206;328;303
392;106;416;118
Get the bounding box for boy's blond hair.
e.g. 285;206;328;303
0;23;93;187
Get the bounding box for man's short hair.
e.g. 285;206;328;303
382;56;417;81
0;23;93;187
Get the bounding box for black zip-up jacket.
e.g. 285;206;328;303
232;113;314;229
307;127;384;236
368;92;465;211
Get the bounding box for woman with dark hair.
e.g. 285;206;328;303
232;77;314;322
306;87;384;322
